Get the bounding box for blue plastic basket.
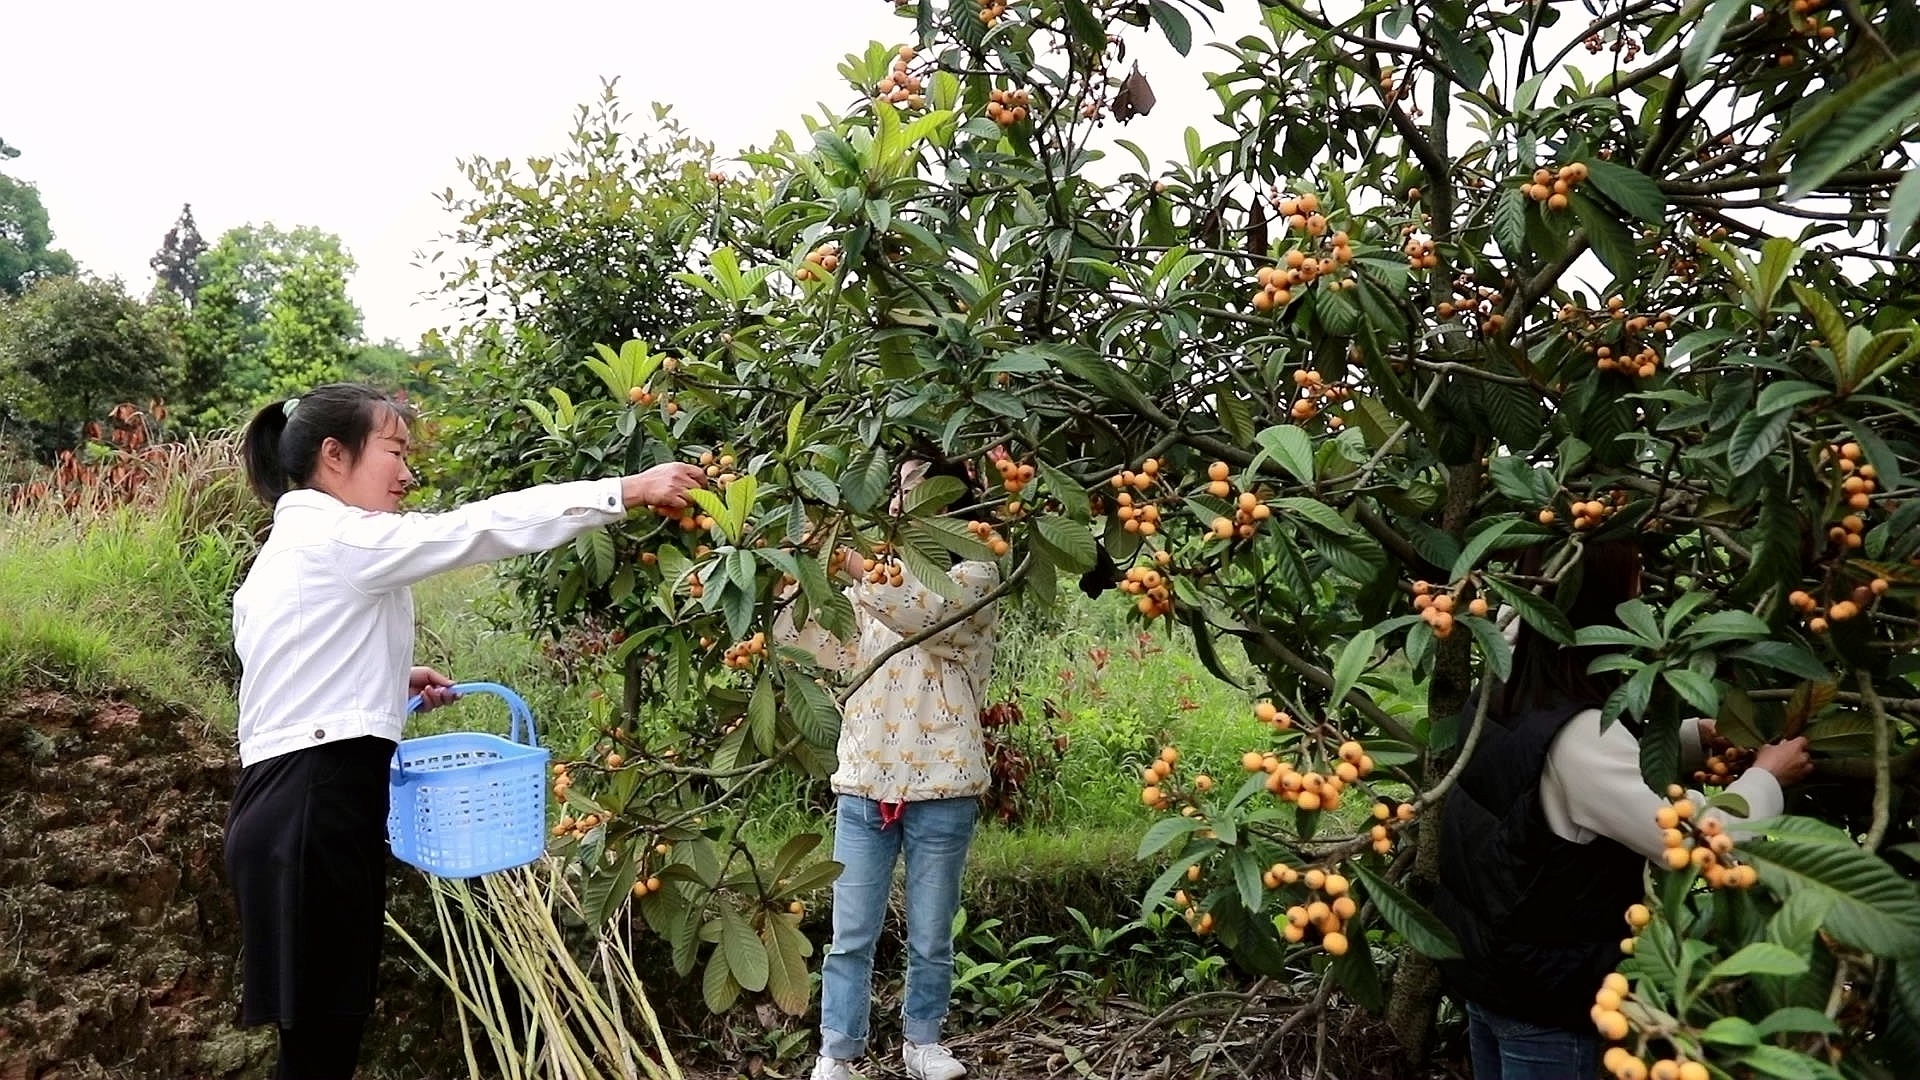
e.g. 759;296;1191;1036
387;682;550;877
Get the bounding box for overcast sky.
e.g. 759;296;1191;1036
3;1;1250;345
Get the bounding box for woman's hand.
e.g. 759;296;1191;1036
621;462;707;510
1752;735;1813;787
410;666;458;712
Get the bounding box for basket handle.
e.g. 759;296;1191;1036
404;682;540;745
394;682;542;783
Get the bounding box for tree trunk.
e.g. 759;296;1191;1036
1385;455;1483;1064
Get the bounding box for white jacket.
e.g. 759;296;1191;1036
232;480;626;766
1540;710;1783;859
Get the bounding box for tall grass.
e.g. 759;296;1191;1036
0;436;259;721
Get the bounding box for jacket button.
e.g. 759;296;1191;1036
313;728;326;740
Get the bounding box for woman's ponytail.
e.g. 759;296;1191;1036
241;398;297;505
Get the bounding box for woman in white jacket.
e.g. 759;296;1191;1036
224;383;701;1079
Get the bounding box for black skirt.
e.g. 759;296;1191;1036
225;735;396;1027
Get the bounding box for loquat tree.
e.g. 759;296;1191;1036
437;0;1920;1072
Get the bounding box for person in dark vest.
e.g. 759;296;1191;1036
1435;541;1812;1079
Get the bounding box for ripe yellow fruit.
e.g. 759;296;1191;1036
1595;1008;1630;1040
1664;847;1691;870
1322;931;1350;956
1208;461;1231;481
1655;806;1679;829
1141;785;1162;805
1160;746;1181;765
1677;1063;1709;1080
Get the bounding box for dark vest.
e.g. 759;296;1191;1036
1434;701;1648;1030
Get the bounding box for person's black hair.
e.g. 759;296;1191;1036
1495;539;1642;715
240;383;414;505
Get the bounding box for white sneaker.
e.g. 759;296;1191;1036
902;1042;966;1080
809;1057;856;1080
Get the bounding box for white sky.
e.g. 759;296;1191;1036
2;1;1253;345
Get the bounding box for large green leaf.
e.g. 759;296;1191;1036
762;913;813;1016
1742;837;1920;958
1787;69;1920;198
1329;628;1378;712
720;905;770;992
1708;942;1809;980
1488;574;1575;645
1353;864;1462;959
785;674;843;748
1032;514;1097;572
1727;408;1792;476
1583;158;1665;223
702;945;743;1013
1683;0;1757;78
1255;424;1317;484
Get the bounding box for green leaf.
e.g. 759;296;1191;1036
1463;615;1514;682
1727;408;1792;476
1147;0;1193;54
1488;575;1575;645
1754;1006;1842;1038
1276;496;1354;536
903;474;966;515
1032;514;1097;572
1663;669;1721;715
702;945;742;1013
896;525;962;601
1136;814;1209;860
1885;168;1920;253
1570;190;1641;282
1700;1016;1763;1047
1256;424;1317;484
1729;642;1829;682
1450;518;1525;582
720;904;770;992
794;468;841;506
1352;864;1462;959
1738;1043;1847;1080
841;450;892;513
1742;837;1920;958
1493;189;1529;260
1328;937;1386;1011
1709;942;1810;980
1329;628;1378;712
1684;0;1755;79
1754;380;1830;416
1787;70;1920;198
785;674;842;748
1059;0;1109;52
1582;157;1665;223
762;914;814;1016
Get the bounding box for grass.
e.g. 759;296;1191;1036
0;457;255;723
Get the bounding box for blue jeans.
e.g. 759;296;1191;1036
1467;1002;1600;1080
819;795;978;1060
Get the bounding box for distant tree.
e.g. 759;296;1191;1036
0;275;180;451
149;204;209;309
178;224;361;428
0;172;77;296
